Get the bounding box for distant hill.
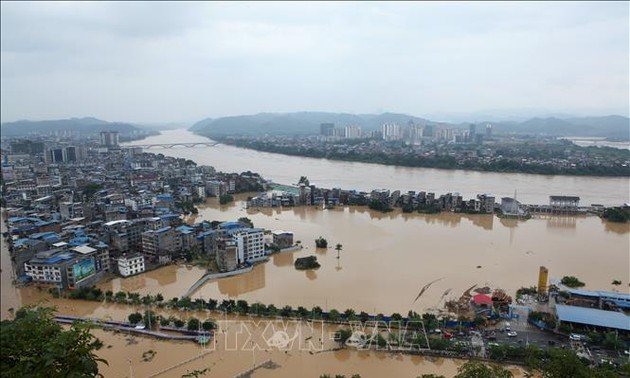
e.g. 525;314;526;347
486;115;629;140
134;122;190;131
188;118;213;132
192;112;629;140
0;117;145;137
191;111;442;136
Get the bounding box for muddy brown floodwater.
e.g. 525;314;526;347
3;205;557;378
95;195;629;318
2;147;628;377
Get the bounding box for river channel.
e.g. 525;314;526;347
129;129;630;206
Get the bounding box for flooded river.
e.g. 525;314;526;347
127;129;630;206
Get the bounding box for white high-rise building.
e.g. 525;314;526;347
235;228;265;263
382;123;402;141
344;125;362;139
100;131;119;147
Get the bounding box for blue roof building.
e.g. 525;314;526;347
156;194;174;202
555;304;630;332
218;221;245;231
176;225;194;235
562;287;630;310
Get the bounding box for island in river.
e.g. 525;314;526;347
205;134;630;177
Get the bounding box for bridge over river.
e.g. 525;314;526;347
124;142;219;149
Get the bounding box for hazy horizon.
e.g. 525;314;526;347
1;2;628;124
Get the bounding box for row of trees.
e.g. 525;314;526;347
58;286;626;353
560;275;586;288
127;311;216;331
60;287;453;327
602;207;630;223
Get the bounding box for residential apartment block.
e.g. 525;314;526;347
117;254;145;277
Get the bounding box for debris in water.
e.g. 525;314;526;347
413;277;444;303
474;286;491;294
440;288;452;300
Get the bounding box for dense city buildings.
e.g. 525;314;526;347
214;121;630;177
0;132;281;289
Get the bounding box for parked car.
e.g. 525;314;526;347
507;331;518;337
569;333;584;341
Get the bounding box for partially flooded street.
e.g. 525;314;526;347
90;326;472;378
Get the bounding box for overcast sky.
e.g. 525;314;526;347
1;1;628;124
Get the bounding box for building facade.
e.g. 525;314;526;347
117;254;145;277
234;228;265;263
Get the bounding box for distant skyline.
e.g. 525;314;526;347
1;2;628;124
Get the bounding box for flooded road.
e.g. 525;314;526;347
125;129;630;206
91;325;474;378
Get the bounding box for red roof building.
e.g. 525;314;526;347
473;294;493;306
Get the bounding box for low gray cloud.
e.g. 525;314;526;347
1;2;628;123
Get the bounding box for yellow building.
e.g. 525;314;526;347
538;266;549;295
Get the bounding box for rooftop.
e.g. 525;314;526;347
555;304;630;331
176;225;194;234
155;226;172;233
473;294;493;306
564;287;630;302
272;230;293;236
550;195;580;201
72;245;97;255
218;221;244;230
104;219;130;227
31;250;76;265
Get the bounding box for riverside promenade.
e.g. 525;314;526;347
54;314;212;342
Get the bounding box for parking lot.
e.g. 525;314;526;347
481;318;629;367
